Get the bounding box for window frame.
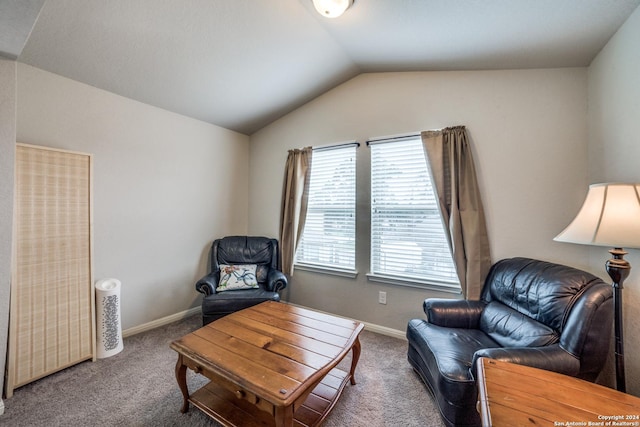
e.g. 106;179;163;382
294;142;358;276
367;134;461;293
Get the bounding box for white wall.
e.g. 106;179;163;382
0;58;16;409
249;68;591;332
588;5;640;396
16;64;250;330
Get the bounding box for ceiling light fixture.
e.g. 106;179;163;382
312;0;353;18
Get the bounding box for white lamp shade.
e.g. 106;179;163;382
554;183;640;248
312;0;353;18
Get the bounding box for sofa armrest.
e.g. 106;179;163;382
423;298;486;329
471;344;581;378
195;272;219;296
267;269;288;293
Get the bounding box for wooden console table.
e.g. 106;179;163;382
170;301;364;426
476;357;640;427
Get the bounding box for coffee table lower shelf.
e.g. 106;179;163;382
189;367;351;427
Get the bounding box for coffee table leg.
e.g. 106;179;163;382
275;405;294;427
349;336;362;385
174;354;190;413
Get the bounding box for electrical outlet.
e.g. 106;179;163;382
378;291;387;304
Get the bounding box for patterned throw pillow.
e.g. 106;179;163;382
216;264;259;292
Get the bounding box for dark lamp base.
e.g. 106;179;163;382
606;247;629;393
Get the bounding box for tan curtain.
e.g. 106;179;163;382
279;147;312;275
421;126;491;299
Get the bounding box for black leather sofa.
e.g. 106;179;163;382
406;257;614;427
195;236;288;325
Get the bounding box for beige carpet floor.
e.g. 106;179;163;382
1;313;444;426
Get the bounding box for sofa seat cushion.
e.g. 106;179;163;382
407;319;500;401
407;319;501;426
479;301;559;348
202;286;280;315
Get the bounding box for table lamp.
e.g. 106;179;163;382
554;183;640;393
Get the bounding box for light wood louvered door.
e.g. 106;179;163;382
6;144;95;397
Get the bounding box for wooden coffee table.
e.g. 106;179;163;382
170;301;364;427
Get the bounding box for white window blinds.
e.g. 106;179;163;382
296;144;356;272
369;136;459;289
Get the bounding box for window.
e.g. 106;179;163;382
369;136;459;290
295;144;356;273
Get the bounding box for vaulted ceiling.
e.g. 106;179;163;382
3;0;640;134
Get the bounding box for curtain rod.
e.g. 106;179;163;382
366;133;421;146
313;141;360;151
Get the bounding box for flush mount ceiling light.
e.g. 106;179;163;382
312;0;353;18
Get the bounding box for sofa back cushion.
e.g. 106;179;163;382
213;236;278;283
479;301;558;347
481;257;604;334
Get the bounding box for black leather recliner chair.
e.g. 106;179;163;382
195;236;288;325
407;257;613;427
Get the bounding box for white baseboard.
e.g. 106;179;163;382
120;304;406;341
0;398;4;416
361;321;406;340
288;302;407;341
122;306;201;338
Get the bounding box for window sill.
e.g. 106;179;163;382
294;263;358;279
366;273;461;294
